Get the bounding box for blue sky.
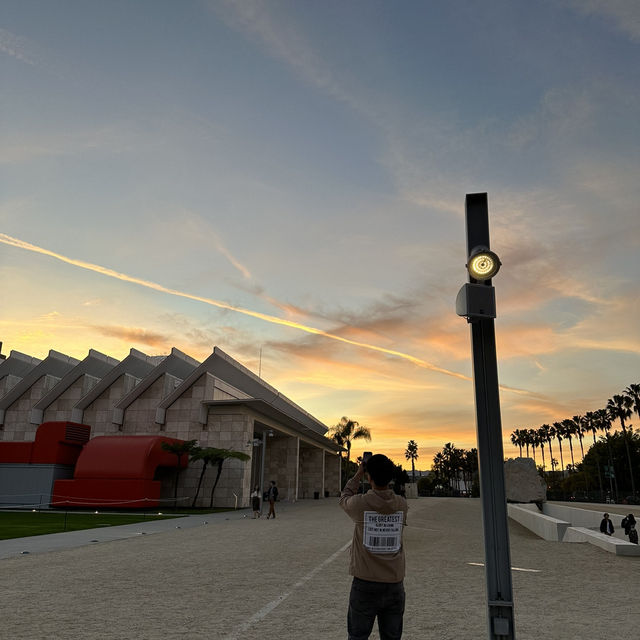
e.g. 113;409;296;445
1;0;639;464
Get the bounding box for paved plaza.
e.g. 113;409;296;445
2;498;639;639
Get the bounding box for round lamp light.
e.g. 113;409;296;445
467;247;501;281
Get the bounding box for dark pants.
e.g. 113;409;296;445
348;577;405;640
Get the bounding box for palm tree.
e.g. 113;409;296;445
405;440;419;483
625;383;640;421
598;407;619;499
607;394;635;495
190;447;218;508
536;428;547;472
560;418;577;469
585;410;603;497
328;416;371;465
552;421;565;472
527;428;538;464
510;429;523;457
161;439;198;505
520;429;531;458
540;424;555;471
575;414;587;461
207;448;251;509
463;448;478;494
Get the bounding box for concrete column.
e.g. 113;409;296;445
299;445;324;499
324;452;341;497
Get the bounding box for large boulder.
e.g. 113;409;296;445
504;457;546;503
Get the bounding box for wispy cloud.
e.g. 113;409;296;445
0;232;476;383
91;325;174;350
560;0;640;41
0;28;39;66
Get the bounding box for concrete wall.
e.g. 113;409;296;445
265;436;299;501
508;503;569;541
324;453;341;497
2;375;60;440
299;445;324;499
42;375;100;423
83;373;140;436
0;374;22;398
543;503;628;541
121;374;181;434
187;411;253;509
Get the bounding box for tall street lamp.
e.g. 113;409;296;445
456;193;515;639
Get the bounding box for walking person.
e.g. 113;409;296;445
340;454;409;640
251;484;261;518
266;480;278;519
600;512;615;536
621;513;638;544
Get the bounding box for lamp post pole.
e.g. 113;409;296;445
457;193;515;639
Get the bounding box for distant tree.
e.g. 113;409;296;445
328;416;371;465
405;440;419;482
510;429;523;457
161;439;198;506
552;421;565;471
625;383;640;421
607;394;635;495
540;424;555;471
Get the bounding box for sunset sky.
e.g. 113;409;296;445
1;1;639;467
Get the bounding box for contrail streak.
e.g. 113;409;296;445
0;231;532;394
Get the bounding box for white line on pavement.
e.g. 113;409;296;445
467;562;541;573
222;540;352;639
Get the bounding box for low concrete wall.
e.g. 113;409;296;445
542;503;627;541
563;527;640;556
508;503;569;542
508;502;640;556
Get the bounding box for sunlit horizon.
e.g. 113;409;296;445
2;1;639;468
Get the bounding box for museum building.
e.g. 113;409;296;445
0;346;343;509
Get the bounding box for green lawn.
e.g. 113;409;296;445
0;511;182;540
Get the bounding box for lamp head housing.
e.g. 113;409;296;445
467;246;501;281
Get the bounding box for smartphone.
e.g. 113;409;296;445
363;451;372;463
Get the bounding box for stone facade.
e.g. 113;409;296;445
42;375;100;424
121;374;181;434
83;373;140;436
299;445;324;499
2;375;60;441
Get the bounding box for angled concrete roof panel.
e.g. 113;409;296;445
30;350;120;425
70;348;158;423
155;350;251;425
206;347;329;435
0;350;80;424
0;351;42;382
112;348;200;425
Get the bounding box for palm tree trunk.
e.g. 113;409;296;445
592;432;603;498
174;453;183;503
568;438;575;468
557;440;564;473
619;419;636;495
192;461;208;508
209;460;225;509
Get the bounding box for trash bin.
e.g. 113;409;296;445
324;490;329;498
314;491;319;500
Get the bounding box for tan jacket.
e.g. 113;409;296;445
339;475;408;583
